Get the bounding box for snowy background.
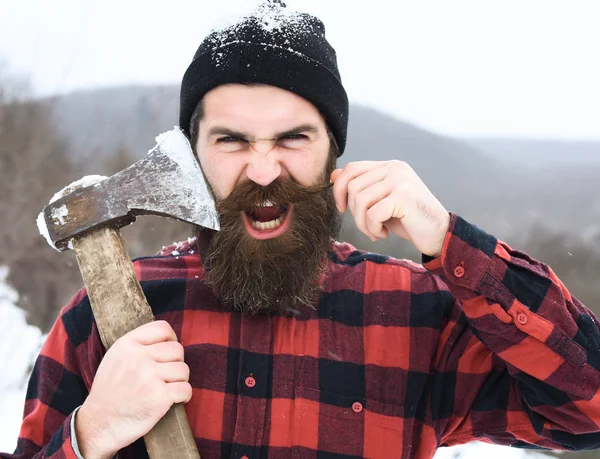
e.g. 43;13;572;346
0;267;45;453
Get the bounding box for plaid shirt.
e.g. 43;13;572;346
4;213;600;459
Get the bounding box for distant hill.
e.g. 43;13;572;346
45;84;599;242
48;84;511;182
462;137;600;168
50;84;179;161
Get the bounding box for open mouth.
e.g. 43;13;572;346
246;202;289;229
242;201;292;239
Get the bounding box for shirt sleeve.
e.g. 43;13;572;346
423;213;600;451
1;290;103;459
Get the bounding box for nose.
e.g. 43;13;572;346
245;144;282;187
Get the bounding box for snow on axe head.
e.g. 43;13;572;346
38;127;220;251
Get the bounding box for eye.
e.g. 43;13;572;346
217;136;245;143
280;134;308;141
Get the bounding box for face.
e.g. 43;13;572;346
193;83;340;315
197;83;330;200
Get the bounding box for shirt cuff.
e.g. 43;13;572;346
421;212;517;325
70;406;85;459
422;212;497;294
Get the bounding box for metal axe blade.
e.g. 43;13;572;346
41;127;220;251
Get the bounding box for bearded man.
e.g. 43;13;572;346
4;2;600;459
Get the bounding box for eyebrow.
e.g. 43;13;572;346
206;124;319;140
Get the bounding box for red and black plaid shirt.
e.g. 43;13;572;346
4;213;600;459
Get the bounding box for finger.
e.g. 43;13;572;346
168;381;193;404
366;195;406;238
332;162;386;212
156;362;190;383
129;320;178;345
350;180;392;241
365;204;390;240
346;167;389;217
148;341;185;363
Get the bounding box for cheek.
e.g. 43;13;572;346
283;152;328;187
200;154;245;200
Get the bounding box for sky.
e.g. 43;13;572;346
0;0;599;139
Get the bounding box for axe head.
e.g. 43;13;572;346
39;127;220;251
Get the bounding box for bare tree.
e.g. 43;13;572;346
0;68;83;330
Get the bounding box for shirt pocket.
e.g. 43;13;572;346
292;386;405;458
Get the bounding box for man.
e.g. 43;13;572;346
3;2;600;459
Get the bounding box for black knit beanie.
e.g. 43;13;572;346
179;1;349;155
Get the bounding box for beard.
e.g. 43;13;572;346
194;162;341;316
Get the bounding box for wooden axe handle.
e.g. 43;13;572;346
72;226;200;459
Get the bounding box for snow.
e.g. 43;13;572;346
210;1;306;36
48;175;108;205
152;127;220;231
0;266;45;453
433;442;553;459
154;127;199;178
206;1;318;66
50;204;68;225
36;175;108;251
35;211;54;251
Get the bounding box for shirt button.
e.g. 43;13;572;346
245;376;256;388
517;313;528;325
454;262;465;278
352;402;363;413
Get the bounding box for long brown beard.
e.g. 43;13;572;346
194;168;340;315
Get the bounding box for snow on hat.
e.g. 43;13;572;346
179;0;349;155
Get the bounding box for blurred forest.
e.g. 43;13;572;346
1;69;600;458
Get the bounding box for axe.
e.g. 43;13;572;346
37;127;220;459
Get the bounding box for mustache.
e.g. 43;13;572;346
216;179;333;215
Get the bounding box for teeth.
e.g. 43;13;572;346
262;200;275;207
251;216;283;230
